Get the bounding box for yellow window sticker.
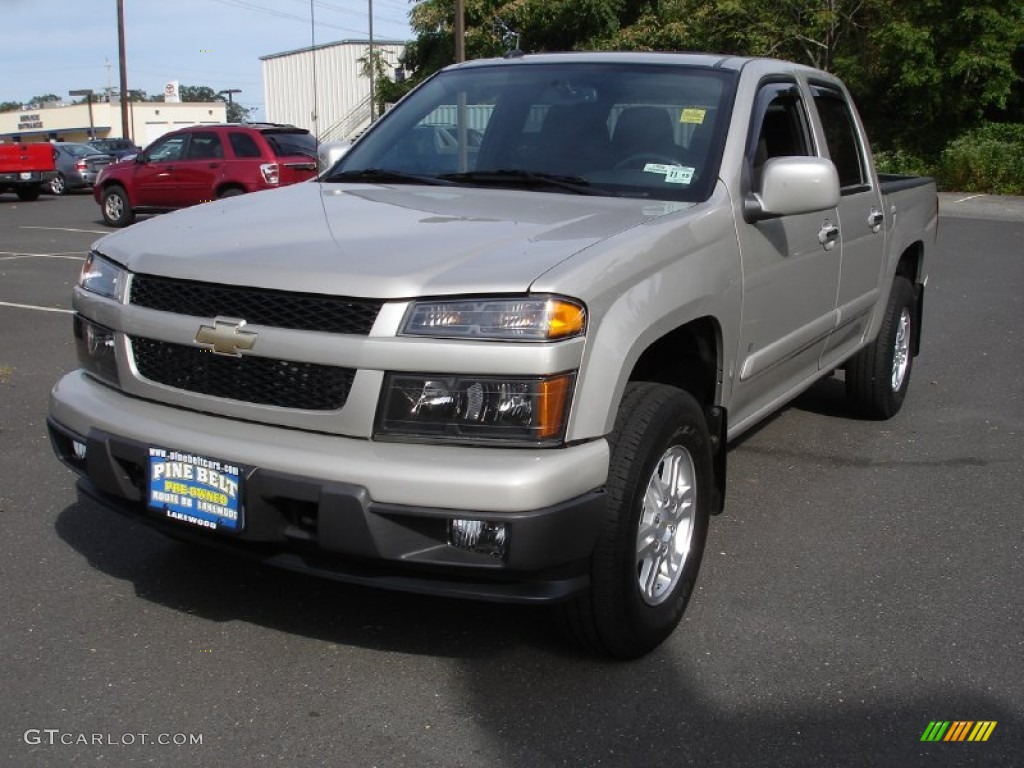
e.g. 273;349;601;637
680;108;706;125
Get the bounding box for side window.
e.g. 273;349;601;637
184;131;224;160
228;132;262;158
147;134;187;162
812;89;867;190
749;83;814;187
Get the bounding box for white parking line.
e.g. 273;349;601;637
954;194;986;203
0;301;73;314
20;225;108;235
0;252;86;261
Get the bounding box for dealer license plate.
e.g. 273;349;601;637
147;448;243;532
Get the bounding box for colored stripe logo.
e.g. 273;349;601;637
921;721;997;742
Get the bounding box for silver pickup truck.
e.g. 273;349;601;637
48;53;937;658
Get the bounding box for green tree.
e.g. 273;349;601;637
403;0;1024;156
0;101;22;113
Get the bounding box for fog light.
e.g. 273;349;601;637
73;315;119;386
449;519;507;559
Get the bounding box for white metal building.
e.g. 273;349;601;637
261;39;405;142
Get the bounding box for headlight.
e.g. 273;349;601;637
79;251;128;301
376;372;574;445
400;296;586;341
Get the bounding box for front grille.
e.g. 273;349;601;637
130;274;382;335
132;337;354;410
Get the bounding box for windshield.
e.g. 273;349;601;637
329;61;736;202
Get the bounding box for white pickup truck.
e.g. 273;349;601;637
48;53;937;658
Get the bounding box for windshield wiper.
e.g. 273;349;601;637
324;168;453;186
439;169;599;195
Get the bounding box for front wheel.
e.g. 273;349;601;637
555;382;712;659
845;276;916;419
101;186;135;227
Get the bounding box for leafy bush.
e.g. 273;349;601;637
873;149;935;178
937;124;1024;195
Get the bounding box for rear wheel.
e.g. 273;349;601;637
555;382;712;659
845;276;916;419
49;173;67;195
101;186;135;227
15;185;41;202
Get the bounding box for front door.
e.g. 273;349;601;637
730;81;842;428
134;133;189;207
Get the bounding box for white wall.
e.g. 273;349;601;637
261;40;405;141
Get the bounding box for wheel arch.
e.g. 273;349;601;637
215;182;248;198
625;316;728;513
895;241;925;356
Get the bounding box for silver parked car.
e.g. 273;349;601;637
49;143;113;195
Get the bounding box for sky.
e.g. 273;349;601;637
0;0;414;121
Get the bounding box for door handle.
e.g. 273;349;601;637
818;222;840;250
208;163;221;169
868;208;884;232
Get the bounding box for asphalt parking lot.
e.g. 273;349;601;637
1;189;1022;767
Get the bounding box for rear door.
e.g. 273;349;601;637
730;80;842;424
810;85;886;366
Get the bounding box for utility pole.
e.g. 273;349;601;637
455;0;465;63
368;0;375;122
117;0;130;139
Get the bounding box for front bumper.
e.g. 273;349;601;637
48;372;610;603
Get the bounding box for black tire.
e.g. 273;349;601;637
845;276;916;419
50;173;67;195
101;185;135;227
15;186;41;202
217;187;245;199
555;382;712;659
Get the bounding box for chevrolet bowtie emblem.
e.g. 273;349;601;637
194;318;258;356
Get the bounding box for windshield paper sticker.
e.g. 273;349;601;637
681;108;707;124
148;448;241;531
643;164;695;185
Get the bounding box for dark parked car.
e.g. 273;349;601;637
93;123;319;227
49;143;113;195
88;138;141;160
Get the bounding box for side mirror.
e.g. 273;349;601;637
318;141;352;173
135;153;148;164
744;156;840;221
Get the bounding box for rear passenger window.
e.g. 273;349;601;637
812;89;867;190
228;132;262;158
185;132;224;160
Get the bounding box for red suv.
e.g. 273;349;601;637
94;123;319;227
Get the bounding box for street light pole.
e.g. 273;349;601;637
219;89;242;121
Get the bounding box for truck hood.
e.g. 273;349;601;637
95;182;692;297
